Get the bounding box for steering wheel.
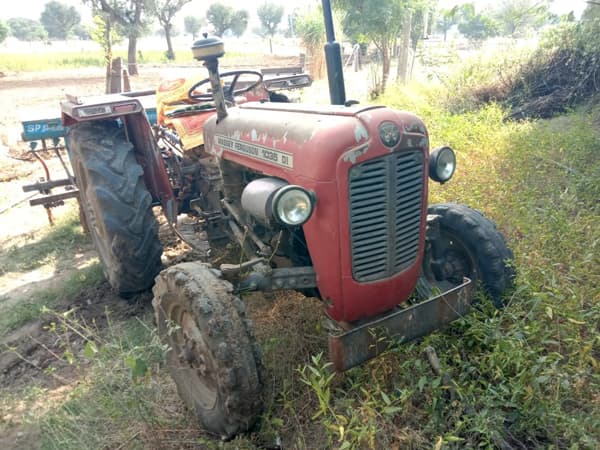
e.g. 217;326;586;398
188;70;263;102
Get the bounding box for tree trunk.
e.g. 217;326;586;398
104;17;112;94
165;25;175;60
109;57;122;93
269;37;273;54
381;43;390;93
397;14;412;84
128;36;138;76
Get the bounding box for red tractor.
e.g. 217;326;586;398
58;2;513;439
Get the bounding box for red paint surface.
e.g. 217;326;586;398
206;103;430;322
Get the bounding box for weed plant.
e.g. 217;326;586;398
36;310;179;450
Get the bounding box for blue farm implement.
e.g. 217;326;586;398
19;98;159;224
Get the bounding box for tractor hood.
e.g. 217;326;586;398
203;102;429;184
203;102;431;323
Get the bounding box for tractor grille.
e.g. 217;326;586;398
349;150;424;282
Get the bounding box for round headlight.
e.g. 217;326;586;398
429;146;456;183
272;186;315;226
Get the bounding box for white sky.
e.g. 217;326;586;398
0;0;588;23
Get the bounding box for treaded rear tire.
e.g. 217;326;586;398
67;121;162;295
152;262;264;439
425;203;515;307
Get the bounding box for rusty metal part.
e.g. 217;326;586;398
53;147;75;184
204;59;228;122
31;151;51;188
220;258;266;275
228;220;255;260
28;146;76;226
22;178;72;192
222;200;272;256
168;220;209;255
29;190;79;207
328;277;472;372
45;206;54;225
237;266;317;292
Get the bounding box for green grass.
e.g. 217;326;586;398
0;50;265;72
37;313;175;450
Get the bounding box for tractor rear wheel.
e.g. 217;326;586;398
152;262;264;439
67;121;162;296
422;203;514;307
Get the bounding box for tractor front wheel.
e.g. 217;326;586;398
152;262;264;439
67;121;162;296
422;203;515;307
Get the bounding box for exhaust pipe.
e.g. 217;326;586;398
321;0;347;105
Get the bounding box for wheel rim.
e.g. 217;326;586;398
423;230;479;292
167;304;218;410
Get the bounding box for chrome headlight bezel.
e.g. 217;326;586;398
429;146;456;183
271;185;316;226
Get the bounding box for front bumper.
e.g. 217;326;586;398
328;277;473;371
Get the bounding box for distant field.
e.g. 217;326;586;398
0;36;303;72
0;49;269;72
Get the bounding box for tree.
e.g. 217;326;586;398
89;13;123;92
0;21;8;44
230;10;249;37
206;3;248;37
84;0;150;76
40;1;81;40
257;1;284;53
296;6;326;79
494;0;552;37
7;18;47;41
206;3;233;37
583;1;600;22
457;4;500;42
285;10;298;37
150;0;190;60
156;25;180;37
403;2;436;82
334;0;406;92
184;15;203;39
73;24;92;40
436;6;459;41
